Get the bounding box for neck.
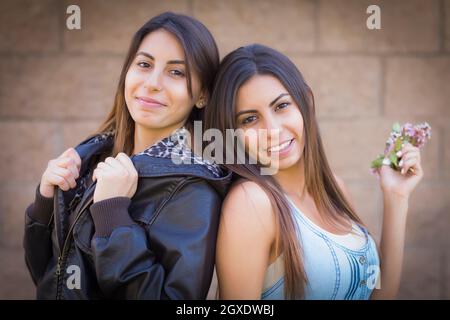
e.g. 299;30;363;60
273;158;306;199
132;121;185;155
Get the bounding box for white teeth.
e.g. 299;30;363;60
268;140;292;152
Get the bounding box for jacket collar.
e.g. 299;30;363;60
74;128;232;197
135;127;223;178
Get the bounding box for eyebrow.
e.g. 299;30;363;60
135;51;185;65
269;93;289;107
235;93;290;118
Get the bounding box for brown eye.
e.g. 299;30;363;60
275;102;290;111
137;61;151;68
169;69;185;77
241;115;257;125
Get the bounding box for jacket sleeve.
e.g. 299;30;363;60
90;178;221;299
23;185;54;285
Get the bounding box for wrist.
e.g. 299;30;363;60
27;184;54;224
382;191;409;219
90;197;134;237
381;188;410;203
39;182;54;199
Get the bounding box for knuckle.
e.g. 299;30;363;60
62;171;71;179
59;157;69;166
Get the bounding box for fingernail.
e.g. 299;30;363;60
399;160;403;167
396;151;402;157
401;168;405;174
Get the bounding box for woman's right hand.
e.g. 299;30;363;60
39;148;82;198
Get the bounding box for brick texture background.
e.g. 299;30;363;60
0;0;449;299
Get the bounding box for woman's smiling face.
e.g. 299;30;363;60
235;74;305;171
125;28;202;132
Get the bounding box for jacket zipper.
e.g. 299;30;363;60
55;191;94;299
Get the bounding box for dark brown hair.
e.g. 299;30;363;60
204;44;364;299
92;12;219;156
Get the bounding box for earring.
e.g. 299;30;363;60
197;98;206;108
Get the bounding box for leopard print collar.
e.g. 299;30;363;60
136;127;222;178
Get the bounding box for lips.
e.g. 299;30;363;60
266;139;294;153
136;96;167;107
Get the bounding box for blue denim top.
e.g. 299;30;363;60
261;197;380;300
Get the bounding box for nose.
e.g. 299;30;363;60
143;68;163;92
264;116;283;144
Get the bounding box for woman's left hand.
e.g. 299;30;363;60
92;153;138;203
377;143;424;200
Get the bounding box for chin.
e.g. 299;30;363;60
131;114;161;127
277;153;302;171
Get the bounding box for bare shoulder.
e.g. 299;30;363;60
216;179;277;298
221;179;276;239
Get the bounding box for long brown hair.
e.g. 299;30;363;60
90;12;219;156
203;44;364;299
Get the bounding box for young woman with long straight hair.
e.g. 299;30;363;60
204;44;423;299
24;12;231;299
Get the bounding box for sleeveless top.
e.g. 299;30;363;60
261;196;380;300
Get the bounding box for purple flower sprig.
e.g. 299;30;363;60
370;122;431;174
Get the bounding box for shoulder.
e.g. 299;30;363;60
163;176;223;213
220;179;277;240
223;179;273;217
138;175;218;202
132;176;222;229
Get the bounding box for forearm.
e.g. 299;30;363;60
89;195;215;299
23;185;54;284
371;194;409;299
89;198;167;298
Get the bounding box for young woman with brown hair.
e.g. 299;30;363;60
24;12;231;300
204;44;423;300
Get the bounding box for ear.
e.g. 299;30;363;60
195;90;208;109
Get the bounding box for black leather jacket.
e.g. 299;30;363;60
24;129;232;299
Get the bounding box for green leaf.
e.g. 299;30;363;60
389;152;398;167
371;154;384;169
394;137;403;152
